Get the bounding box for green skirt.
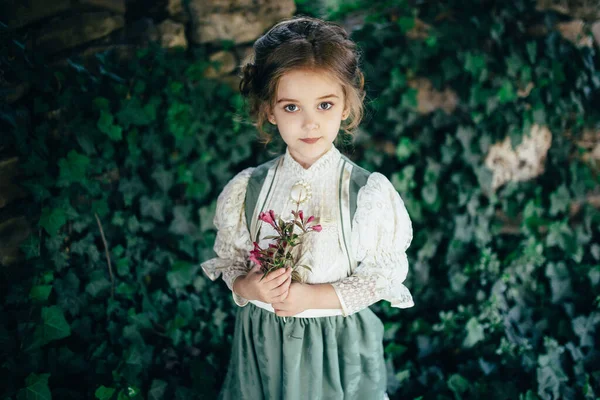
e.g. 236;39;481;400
218;302;388;400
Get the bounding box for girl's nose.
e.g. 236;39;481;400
303;116;320;131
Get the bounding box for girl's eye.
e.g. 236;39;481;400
284;104;299;112
318;102;333;110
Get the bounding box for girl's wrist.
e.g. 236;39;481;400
307;283;342;310
233;274;249;299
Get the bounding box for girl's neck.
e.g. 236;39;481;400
288;144;333;170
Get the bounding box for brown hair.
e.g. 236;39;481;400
239;16;365;144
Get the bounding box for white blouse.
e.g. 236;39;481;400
201;144;414;316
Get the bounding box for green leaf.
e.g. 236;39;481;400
390;67;406;89
463;317;484;348
395;137;414;161
20;235;41;259
39;207;67;236
117;97;156;128
86;271;112;298
397;16;415;33
93;97;110;111
29;285;52;302
498;80;516;104
549;184;570;216
152;167;174;193
57;150;90;186
167;261;198;289
28;306;72;350
148;380;167;400
400;88;418;109
464;52;486;78
95;386;116;400
41;306;71;342
391;165;416;194
17;373;52;400
448;373;469;395
140;196;165;222
526;41;537;63
119;177;146;207
97;110;123;141
92;199;110;218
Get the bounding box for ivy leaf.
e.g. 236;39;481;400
95;385;116;400
148;379;167;400
97;110;123;141
400;88;418;109
57;150;90;187
86;270;112;298
199;203;216;233
39;207;67;236
397;16;415;33
571;313;600;348
169;205;197;236
549;184;570;216
140;196;165;222
29;285;52;303
526;41;537;63
17;373;52;400
20;235;40;259
498;80;516;104
117;97;153;128
447;373;469;396
391;165;416;194
395;137;414;161
167;261;199;289
152;167;174;193
463;317;485;348
464;52;486;79
21;181;52;202
119;177;146;207
93;96;111;111
28;306;72;350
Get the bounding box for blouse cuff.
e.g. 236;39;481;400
330;283;350;317
201;258;249;307
231;275;249;307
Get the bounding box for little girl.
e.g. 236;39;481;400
201;16;414;400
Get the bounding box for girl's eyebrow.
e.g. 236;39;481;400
276;94;339;103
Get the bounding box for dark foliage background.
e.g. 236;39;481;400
2;0;599;399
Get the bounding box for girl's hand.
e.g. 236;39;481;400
272;282;313;317
237;265;292;304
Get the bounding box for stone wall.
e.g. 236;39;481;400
0;0;295;266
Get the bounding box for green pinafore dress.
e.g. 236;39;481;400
217;155;389;400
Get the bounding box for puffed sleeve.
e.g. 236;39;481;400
330;172;414;317
201;167;255;307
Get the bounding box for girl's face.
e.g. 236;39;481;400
269;68;348;169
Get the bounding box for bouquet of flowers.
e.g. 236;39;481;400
249;207;321;283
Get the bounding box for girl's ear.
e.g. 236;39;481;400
268;115;277;125
342;109;350;121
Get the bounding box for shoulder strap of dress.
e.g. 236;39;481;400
340;154;371;226
244;156;282;238
337;154;372;274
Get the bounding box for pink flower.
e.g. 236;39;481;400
249;250;262;266
311;224;322;232
298;210;304;221
259;211;276;227
306;216;315;224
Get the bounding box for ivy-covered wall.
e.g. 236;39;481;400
2;0;600;399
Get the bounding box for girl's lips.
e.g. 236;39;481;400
300;138;320;144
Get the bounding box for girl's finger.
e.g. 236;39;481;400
270;269;291;290
263;267;288;283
